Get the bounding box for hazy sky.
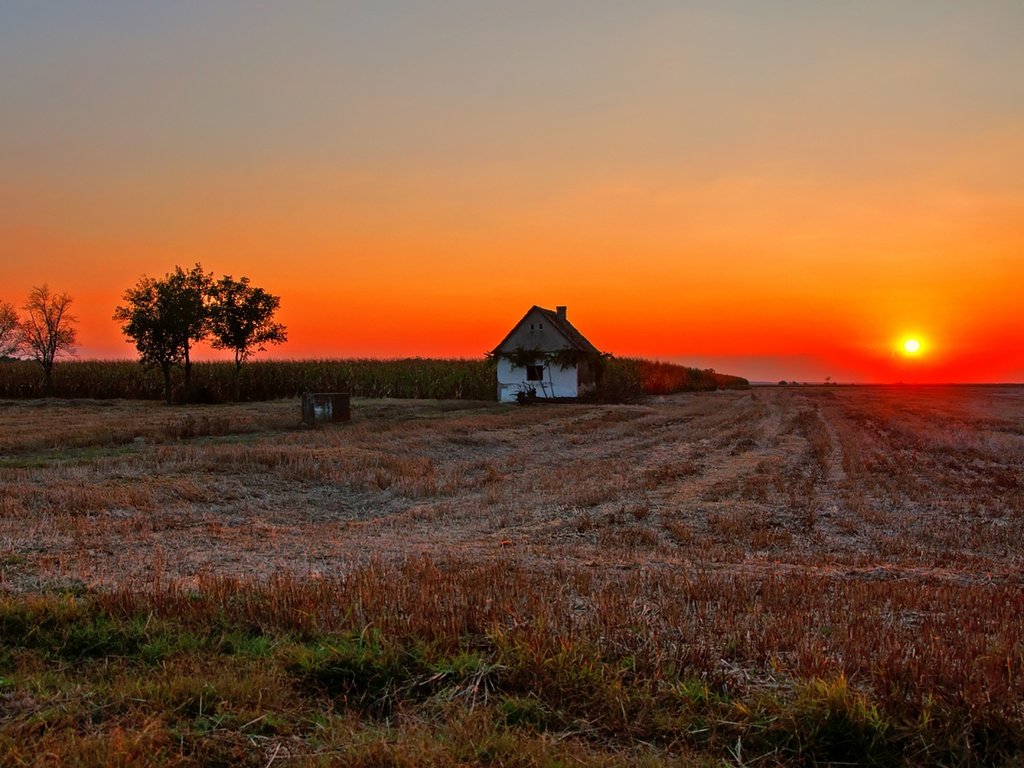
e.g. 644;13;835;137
2;2;1022;381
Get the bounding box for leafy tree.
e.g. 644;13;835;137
19;285;78;395
208;275;287;400
114;277;180;405
113;264;212;405
0;300;21;358
165;264;212;395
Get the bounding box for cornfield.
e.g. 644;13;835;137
0;358;748;402
602;357;749;398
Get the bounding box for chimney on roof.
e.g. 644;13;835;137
556;305;567;320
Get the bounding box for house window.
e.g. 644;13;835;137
526;365;545;381
539;323;543;329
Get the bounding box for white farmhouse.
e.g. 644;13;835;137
491;305;603;403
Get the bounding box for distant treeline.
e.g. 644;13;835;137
0;358;748;402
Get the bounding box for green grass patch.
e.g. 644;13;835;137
0;443;140;468
0;586;1017;767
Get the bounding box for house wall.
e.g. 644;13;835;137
496;357;579;402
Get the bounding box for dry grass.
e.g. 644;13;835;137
1;385;1023;764
3;385;1023;590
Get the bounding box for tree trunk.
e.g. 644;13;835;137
232;358;242;402
183;342;192;399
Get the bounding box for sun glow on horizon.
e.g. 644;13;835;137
2;5;1023;384
899;337;926;358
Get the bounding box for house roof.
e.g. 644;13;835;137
491;305;602;357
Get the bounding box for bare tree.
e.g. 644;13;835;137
0;300;21;358
208;275;287;401
19;285;78;395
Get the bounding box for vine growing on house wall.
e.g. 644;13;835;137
495;346;546;370
492;346;607;371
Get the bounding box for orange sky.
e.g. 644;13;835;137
2;3;1022;382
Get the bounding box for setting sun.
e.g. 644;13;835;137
903;338;922;355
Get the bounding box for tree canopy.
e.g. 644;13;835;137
115;266;286;404
19;285;77;395
0;300;20;358
113;266;212;405
164;264;212;393
208;276;287;399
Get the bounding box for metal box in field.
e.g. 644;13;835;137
301;392;351;426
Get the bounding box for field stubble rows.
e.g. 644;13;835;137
1;386;1023;765
2;387;1022;586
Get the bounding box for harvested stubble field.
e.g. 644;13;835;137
1;386;1022;766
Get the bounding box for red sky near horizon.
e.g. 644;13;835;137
2;3;1022;383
